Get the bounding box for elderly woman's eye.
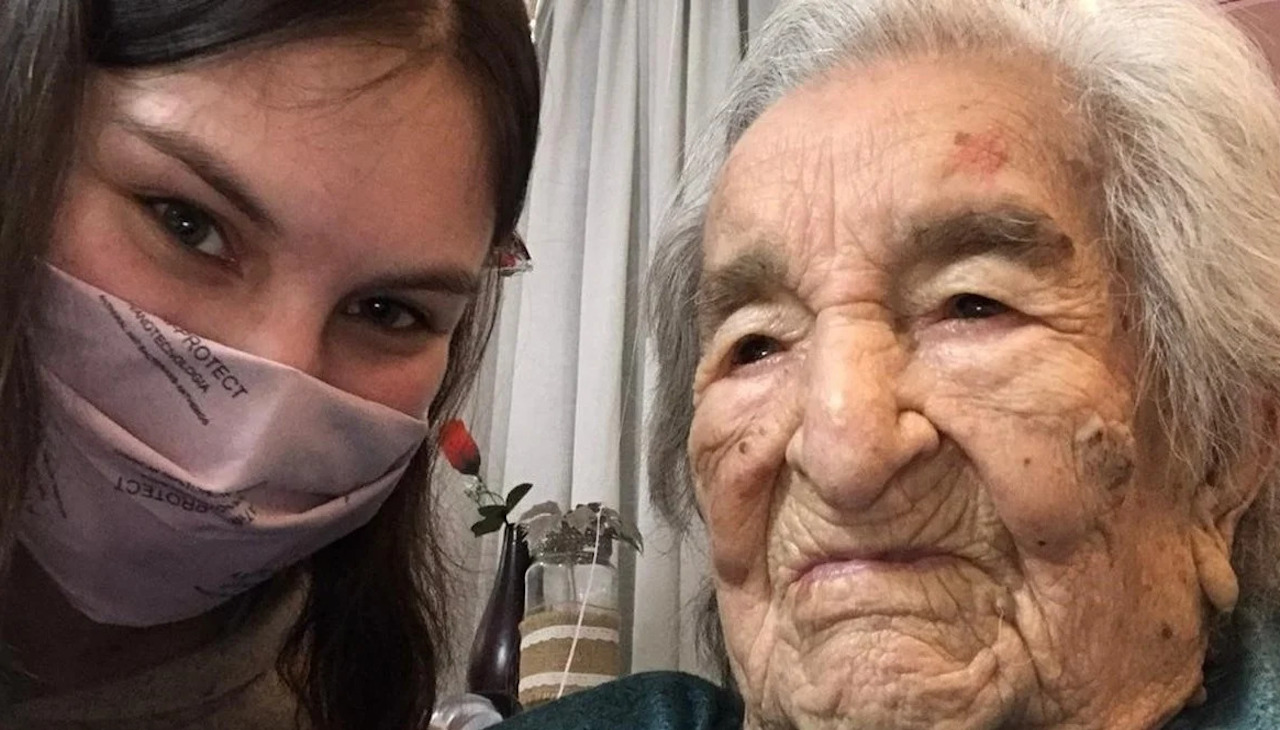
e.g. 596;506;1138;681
729;334;782;367
945;293;1009;320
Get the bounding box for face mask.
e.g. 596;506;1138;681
19;267;430;627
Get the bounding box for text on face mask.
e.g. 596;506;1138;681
99;296;210;425
126;308;250;399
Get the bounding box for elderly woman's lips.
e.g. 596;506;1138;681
789;551;977;631
798;550;952;584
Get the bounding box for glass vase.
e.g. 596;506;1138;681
517;536;621;709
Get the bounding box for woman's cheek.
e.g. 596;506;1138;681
951;414;1098;557
910;331;1136;559
690;364;799;588
343;343;451;417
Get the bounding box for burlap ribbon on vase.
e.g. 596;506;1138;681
518;604;621;707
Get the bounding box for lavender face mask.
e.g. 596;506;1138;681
19;267;430;626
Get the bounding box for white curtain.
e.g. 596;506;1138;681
445;0;778;686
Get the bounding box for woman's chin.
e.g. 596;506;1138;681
746;617;1037;730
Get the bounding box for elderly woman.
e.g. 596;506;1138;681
498;0;1280;728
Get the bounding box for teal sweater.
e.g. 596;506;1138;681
495;672;741;730
497;618;1278;730
1167;614;1279;729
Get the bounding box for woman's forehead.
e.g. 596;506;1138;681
704;56;1093;273
91;44;469;158
100;39;418;108
81;41;495;275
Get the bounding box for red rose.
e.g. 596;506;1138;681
440;419;481;476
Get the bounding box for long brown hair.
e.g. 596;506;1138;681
0;2;540;729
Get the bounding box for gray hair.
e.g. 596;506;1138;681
647;0;1280;624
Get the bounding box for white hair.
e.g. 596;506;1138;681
647;0;1280;620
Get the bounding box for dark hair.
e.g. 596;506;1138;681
0;2;539;729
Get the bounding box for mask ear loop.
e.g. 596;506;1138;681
556;507;604;700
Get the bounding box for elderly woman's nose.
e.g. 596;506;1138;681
786;325;938;510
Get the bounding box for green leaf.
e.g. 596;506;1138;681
470;513;507;537
624;532;641;550
478;504;508;519
520;513;559;549
516;500;562;523
505;483;533;510
566;504;596;531
601;509;643;554
619;526;644;554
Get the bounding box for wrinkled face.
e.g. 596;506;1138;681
692;58;1212;729
50;41;495;417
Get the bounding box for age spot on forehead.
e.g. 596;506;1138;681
945;129;1009;179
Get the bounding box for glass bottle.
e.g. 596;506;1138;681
518;526;621;708
466;522;530;717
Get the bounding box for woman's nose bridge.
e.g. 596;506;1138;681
797;318;918;507
233;292;329;376
806;321;900;439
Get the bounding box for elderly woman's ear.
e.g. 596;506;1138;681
1189;397;1280;615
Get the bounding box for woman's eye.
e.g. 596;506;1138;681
343;296;429;333
729;334;782;368
945;293;1009;320
146;198;230;259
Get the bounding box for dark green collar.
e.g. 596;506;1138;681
1168;613;1280;729
498;616;1280;730
497;672;742;730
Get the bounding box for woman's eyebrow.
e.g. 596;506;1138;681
361;269;482;297
694;205;1071;342
696;244;791;343
115;117;282;234
897;203;1077;274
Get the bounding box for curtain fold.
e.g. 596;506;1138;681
459;0;779;685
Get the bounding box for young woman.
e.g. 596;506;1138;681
0;2;539;729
